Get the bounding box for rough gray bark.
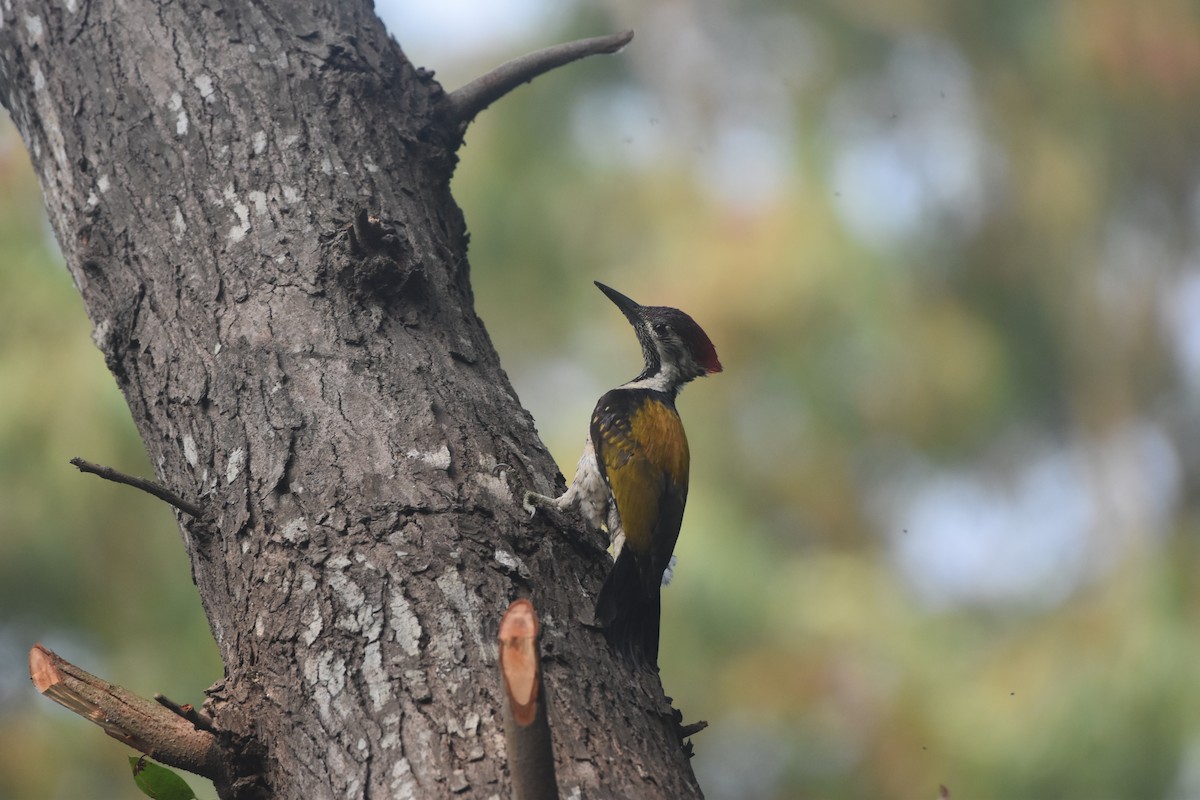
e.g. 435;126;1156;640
0;2;703;799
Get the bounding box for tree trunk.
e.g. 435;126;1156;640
0;2;703;798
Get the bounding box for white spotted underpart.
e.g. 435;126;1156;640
526;435;613;541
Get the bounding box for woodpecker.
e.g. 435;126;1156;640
523;281;722;666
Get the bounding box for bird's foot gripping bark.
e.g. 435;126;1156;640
522;490;560;518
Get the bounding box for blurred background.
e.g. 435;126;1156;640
3;1;1200;798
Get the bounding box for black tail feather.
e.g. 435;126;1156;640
594;548;661;667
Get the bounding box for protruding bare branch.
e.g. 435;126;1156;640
29;644;228;781
155;692;216;733
70;457;203;517
440;30;634;130
498;599;557;800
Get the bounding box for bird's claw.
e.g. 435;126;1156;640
521;490;540;518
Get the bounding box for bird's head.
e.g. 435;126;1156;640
595;281;722;392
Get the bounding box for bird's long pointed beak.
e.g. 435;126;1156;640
594;281;644;325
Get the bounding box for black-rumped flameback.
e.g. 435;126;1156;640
523;282;722;666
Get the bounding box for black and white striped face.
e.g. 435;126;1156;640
636;306;721;385
594;282;722;392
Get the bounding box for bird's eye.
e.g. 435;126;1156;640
652;323;668;335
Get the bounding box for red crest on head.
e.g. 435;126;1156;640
654;307;721;375
681;316;722;375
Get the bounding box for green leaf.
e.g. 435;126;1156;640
128;756;198;800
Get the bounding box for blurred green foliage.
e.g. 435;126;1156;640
0;131;221;798
4;1;1200;798
454;1;1200;798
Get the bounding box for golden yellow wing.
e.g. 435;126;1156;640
590;388;689;584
